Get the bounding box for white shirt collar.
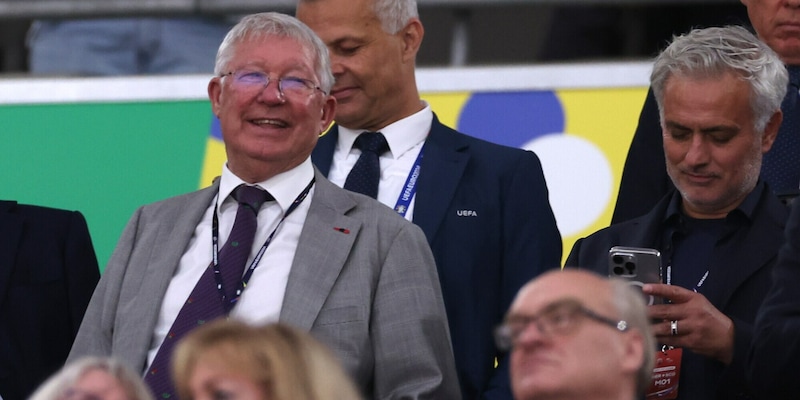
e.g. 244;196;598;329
337;102;432;159
218;158;315;212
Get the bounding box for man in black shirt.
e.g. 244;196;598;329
613;0;800;223
566;26;789;399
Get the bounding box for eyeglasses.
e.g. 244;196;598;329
221;70;326;99
494;298;628;351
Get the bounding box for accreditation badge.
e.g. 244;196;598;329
646;347;682;399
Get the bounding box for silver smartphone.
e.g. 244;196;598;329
608;246;662;305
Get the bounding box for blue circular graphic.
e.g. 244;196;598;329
457;91;564;148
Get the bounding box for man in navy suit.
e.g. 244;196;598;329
566;26;788;399
296;0;562;398
0;201;99;400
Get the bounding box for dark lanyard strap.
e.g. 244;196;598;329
211;178;315;312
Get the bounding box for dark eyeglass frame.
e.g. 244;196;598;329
494;298;628;351
220;70;327;97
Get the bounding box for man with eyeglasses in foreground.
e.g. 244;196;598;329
497;269;654;400
68;12;459;399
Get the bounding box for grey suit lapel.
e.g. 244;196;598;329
123;183;220;366
280;171;360;330
141;186;218;292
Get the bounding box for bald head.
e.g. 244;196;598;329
513;270;616;317
506;269;653;400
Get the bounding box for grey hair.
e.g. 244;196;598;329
297;0;418;34
609;279;656;398
652;25;788;133
214;12;334;94
373;0;419;34
28;357;154;400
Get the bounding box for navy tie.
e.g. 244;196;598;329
761;65;800;195
344;131;389;199
144;184;271;399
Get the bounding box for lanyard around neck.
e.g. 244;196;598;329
665;265;709;293
393;144;425;217
211;178;315;313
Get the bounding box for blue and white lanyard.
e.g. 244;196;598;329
392;146;425;218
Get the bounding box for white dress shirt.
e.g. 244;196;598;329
146;158;315;367
327;104;432;221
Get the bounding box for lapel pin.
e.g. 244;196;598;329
333;227;350;234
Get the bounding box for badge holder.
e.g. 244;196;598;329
645;345;682;399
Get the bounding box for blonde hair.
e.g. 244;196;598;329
29;357;153;400
172;320;362;400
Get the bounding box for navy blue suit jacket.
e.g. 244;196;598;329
750;200;800;398
567;186;787;399
312;116;562;400
0;201;99;400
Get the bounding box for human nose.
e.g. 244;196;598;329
329;53;346;77
256;76;286;103
514;319;548;347
683;134;711;166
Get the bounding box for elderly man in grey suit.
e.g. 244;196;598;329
68;12;460;400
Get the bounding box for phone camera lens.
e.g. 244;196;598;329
625;262;635;273
612;255;624;264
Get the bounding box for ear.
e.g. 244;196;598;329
319;95;337;135
208;77;223;118
761;110;782;154
400;18;424;63
619;330;646;375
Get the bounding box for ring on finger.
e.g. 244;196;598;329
670;320;678;336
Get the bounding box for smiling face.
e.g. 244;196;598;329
208;35;335;183
508;270;642;400
296;0;424;131
661;72;779;218
741;0;800;64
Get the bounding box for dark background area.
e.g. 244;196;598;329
0;2;749;74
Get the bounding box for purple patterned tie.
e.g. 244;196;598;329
344;131;389;199
144;185;271;399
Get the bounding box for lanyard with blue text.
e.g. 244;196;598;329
211;178;315;312
393;145;425;217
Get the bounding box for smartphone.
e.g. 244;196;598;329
608;246;662;306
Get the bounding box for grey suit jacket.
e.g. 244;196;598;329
70;169;460;400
